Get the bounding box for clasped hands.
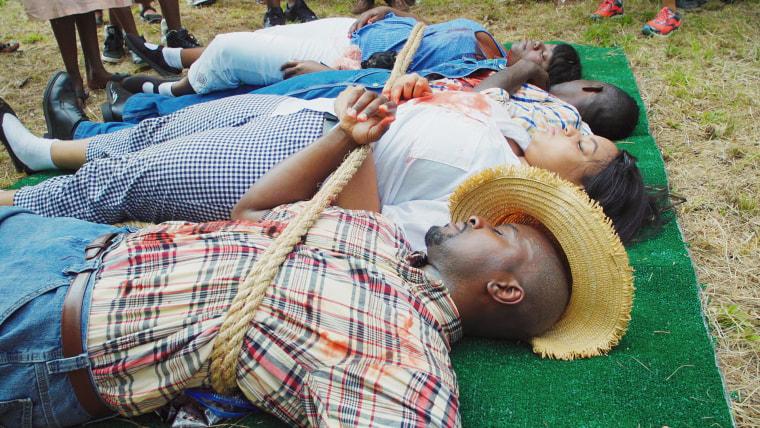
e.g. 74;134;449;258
334;75;433;146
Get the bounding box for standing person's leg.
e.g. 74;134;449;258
158;0;202;48
73;12;119;89
109;6;139;35
159;0;181;31
137;0;163;23
107;7;149;67
49;16;88;104
642;0;681;36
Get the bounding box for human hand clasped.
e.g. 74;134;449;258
384;73;433;104
334;85;397;146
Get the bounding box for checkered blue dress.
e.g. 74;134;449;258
15;94;326;224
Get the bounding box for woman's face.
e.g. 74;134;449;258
507;41;556;69
525;127;619;186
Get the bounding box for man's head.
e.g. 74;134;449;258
443;165;635;360
507;41;581;85
549;79;640;141
425;216;570;340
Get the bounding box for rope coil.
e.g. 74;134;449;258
209;22;428;394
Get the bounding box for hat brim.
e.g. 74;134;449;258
449;165;634;360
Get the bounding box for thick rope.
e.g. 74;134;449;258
383;21;426;93
209;22;428;394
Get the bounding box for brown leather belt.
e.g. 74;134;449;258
61;232;119;418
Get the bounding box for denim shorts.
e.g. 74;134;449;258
0;207;133;427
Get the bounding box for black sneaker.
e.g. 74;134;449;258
676;0;706;9
165;28;202;49
285;0;318;22
101;81;135;122
101;25;124;63
122;74;181;94
263;7;287;27
124;33;181;76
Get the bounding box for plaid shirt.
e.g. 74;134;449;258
481;84;593;135
86;203;463;426
427;78;593;136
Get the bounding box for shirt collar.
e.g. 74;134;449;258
400;256;464;348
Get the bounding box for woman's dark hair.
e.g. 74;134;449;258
583;150;683;243
362;50;398;69
547;43;582;85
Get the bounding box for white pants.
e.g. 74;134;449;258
188;18;355;94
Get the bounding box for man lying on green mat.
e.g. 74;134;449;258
0;86;633;428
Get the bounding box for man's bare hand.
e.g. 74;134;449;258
334;85;396;146
384;73;432;104
280;60;333;79
349;6;394;33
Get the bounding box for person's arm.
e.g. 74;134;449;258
333;153;381;212
472;59;550;94
349;6;432;33
231;86;396;222
280;60;334;79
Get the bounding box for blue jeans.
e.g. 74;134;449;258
0;207;133;427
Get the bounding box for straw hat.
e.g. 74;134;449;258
448;165;634;360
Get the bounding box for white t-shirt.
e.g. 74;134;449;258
375;92;530;249
272;91;531;250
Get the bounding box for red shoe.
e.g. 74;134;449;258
641;7;682;36
590;0;624;19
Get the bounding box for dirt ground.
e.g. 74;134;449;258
1;0;758;425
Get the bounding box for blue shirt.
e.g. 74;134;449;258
351;14;506;72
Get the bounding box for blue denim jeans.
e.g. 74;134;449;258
0;207;134;427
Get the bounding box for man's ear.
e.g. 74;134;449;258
486;279;524;305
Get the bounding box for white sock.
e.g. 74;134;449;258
158;82;176;97
1;113;58;170
162;47;183;69
141;81;159;94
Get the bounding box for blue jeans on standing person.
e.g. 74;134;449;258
0;207;134;427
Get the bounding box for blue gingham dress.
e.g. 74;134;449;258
14;94;326;224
